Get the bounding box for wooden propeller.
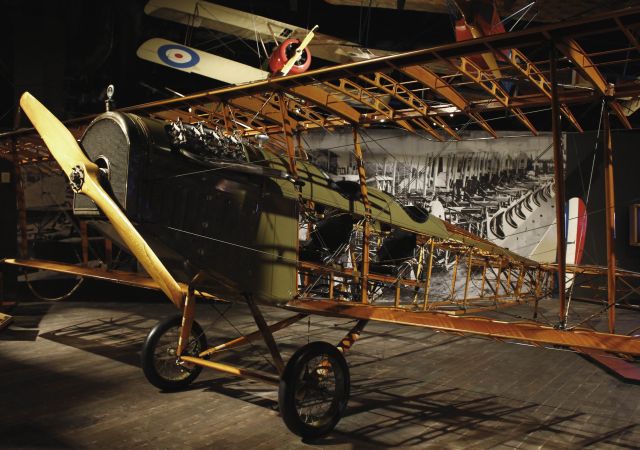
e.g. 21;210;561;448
19;92;184;308
280;25;318;76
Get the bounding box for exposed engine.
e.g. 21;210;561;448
167;119;257;164
73;112;264;218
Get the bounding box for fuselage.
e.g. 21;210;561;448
75;111;535;305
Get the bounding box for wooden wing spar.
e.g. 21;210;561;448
2;7;640;361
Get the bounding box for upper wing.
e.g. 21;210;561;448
144;0;397;64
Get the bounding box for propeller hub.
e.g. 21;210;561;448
69;165;85;193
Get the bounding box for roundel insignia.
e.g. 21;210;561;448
157;44;200;68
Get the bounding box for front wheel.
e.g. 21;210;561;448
278;341;350;439
141;314;207;391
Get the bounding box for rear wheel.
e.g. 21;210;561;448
278;341;350;439
141;314;207;391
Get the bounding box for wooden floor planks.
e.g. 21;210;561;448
1;292;639;449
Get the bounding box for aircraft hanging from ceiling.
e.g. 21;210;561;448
138;0;419;88
144;0;396;64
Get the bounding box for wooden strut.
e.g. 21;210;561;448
480;262;487;298
175;272;294;381
550;43;568;327
80;221;89;266
177;286;197;356
245;295;286;375
180;307;308;385
412;245;425;304
198;313;308;358
450;255;459;300
180;356;281;386
353;128;371;304
177;273;208;356
534;269;542;319
277;93;298;178
422;240;435;310
336;319;368;353
463;249;473;310
494;260;502;298
514;265;525;298
603;109;617;333
11;108;28;259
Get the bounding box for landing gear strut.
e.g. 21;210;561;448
141;292;365;438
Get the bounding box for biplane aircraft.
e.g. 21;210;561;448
136;0;400;86
2;3;640;440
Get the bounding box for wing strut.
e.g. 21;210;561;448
353;128;371;304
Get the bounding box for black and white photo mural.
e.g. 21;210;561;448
305;128;562;264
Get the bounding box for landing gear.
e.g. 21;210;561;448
141;314;207;391
278;341;350;439
141;301;359;439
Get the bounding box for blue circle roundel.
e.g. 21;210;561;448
157;44;200;68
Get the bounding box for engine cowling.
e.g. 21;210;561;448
268;38;312;75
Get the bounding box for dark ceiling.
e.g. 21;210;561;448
1;0;459;130
1;0;638;132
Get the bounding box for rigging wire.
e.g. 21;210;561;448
206;300;277;371
563;98;606;323
507;2;536;32
497;2;536;28
251;12;263;67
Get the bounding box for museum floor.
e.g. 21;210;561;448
1;282;639;449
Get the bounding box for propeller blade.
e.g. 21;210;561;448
280;25;318;76
19;92;184;308
19;92;96;176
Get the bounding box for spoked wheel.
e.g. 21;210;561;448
141;314;207;391
278;341;350;439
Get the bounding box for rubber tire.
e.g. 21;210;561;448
141;314;207;392
278;341;350;439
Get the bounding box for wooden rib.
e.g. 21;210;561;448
324;78;414;132
229;96;286;126
452;56;538;135
287;97;346;130
505;47;583;132
287;85;361;124
556;38;632;129
358;72;459;140
400;65;498;138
